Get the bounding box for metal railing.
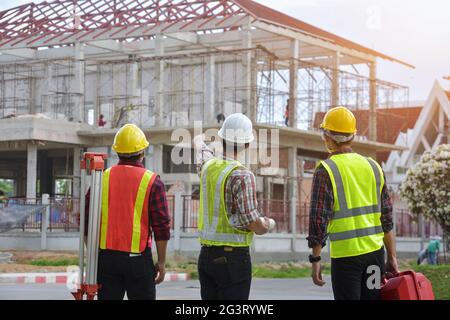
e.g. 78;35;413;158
2;197;80;232
181;195;199;232
395;209;443;238
3;195;442;238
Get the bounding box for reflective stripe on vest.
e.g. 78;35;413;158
100;166;156;253
198;158;253;246
321;153;385;258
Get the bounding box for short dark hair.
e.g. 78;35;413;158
222;140;250;154
118;151;144;162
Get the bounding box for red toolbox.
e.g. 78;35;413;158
381;270;435;300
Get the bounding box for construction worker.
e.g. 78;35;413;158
87;124;171;300
193;113;275;300
307;106;399;300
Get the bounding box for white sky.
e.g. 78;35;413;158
1;0;449;102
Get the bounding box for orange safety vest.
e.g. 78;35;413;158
99;165;157;253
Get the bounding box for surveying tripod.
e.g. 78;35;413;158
72;152;107;300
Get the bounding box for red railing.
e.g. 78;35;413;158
259;199;290;233
395;209;443;238
166;194;175;230
181;195;199;232
3;195;442;238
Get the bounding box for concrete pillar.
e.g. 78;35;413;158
153;144;164;174
204;55;216;125
289;40;300;128
26;142;37;199
288;147;298;251
94;65;100;127
369;60;377;141
155;36;165;126
74;42;85;122
29;76;36;114
41;193;50;250
73;147;81;198
242;25;255;121
38;151;53;196
331;51;340;107
44;62;54;114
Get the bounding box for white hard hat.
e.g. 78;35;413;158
218;113;254;144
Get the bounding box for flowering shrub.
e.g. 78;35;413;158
400;144;450;236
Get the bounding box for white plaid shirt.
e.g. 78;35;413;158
196;142;261;228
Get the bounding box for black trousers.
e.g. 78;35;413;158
198;246;252;300
97;247;155;300
331;247;385;300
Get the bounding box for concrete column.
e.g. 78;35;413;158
94;65;100;127
369;60;377;141
26;142;37;199
289;40;300;128
38;151;54;196
29;76;36;114
288;147;298;251
73;147;81;198
44;62;54;114
204;55;216;125
331;51;340;107
242;25;255;121
74;42;85;122
155;36;165;126
153;144;164;174
41;193;50;250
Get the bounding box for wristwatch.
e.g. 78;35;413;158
309;254;321;263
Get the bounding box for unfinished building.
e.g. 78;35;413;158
0;0;413;229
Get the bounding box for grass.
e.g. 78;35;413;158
401;260;450;300
29;258;79;266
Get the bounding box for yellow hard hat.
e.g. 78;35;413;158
320;106;356;134
112;124;149;155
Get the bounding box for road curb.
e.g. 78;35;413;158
0;272;190;284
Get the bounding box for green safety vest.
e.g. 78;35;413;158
198;158;253;247
321;153;385;258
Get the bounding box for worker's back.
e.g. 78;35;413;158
321;152;385;258
100;164;157;253
327;153;381;211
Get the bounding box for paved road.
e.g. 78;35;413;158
0;277;333;300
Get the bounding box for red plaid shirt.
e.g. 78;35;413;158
307;149;393;248
84;159;171;243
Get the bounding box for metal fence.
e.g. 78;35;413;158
181;195;199;232
166;194;175;230
3;196;443;238
2;197;80;232
178;197;309;234
395;209;443;238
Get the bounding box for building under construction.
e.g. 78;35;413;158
0;0;415;243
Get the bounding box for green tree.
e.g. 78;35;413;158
0;179;14;196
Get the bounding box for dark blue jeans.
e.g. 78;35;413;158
198;246;252;300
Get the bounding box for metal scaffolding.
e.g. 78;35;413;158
0;46;409;130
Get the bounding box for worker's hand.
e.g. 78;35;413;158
385;256;399;276
154;261;166;285
311;262;326;286
193;134;205;150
